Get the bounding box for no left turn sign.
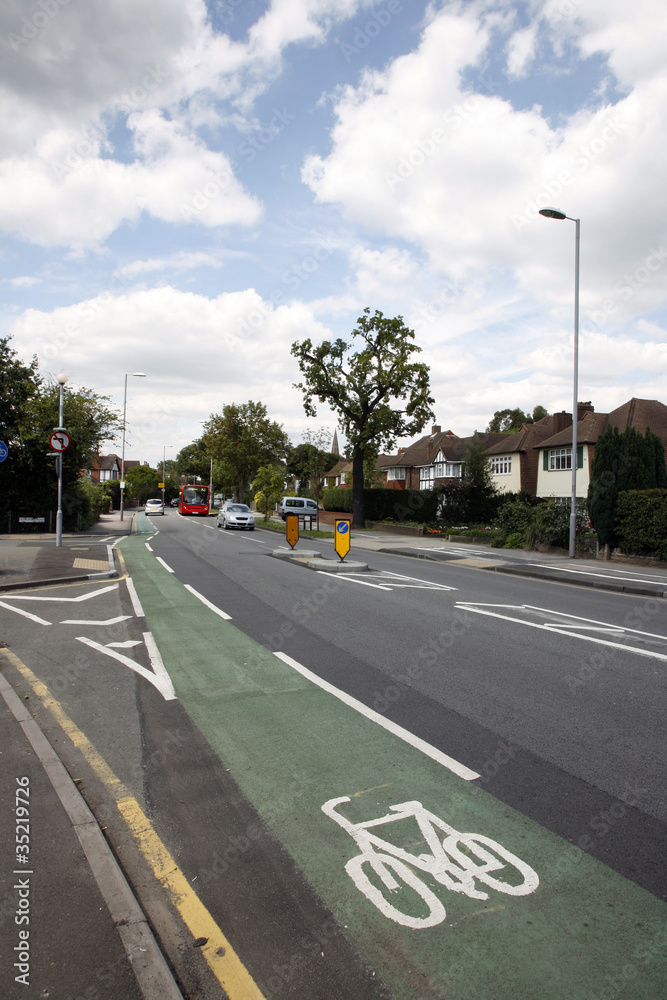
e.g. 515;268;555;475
49;430;71;452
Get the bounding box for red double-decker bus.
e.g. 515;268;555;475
178;484;210;516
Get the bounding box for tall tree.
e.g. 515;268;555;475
588;425;667;547
292;308;434;527
487;405;548;433
202;401;290;501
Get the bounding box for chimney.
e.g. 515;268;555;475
577;401;594;420
397;447;405;455
431;425;441;435
553;410;572;433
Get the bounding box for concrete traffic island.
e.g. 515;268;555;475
271;548;369;572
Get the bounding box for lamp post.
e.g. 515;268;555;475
539;206;580;559
55;372;68;547
120;373;147;521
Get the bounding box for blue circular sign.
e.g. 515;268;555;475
336;521;350;534
0;441;7;462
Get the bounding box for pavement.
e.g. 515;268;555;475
1;510;667;1000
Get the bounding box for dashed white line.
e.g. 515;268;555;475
184;585;232;620
274;652;479;782
156;557;174;574
126;578;145;618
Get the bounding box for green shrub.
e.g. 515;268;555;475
494;496;537;537
503;532;526;549
615;489;667;558
321;487;440;523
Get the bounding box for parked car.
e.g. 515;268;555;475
170;498;179;507
216;503;255;530
277;496;319;520
145;498;165;516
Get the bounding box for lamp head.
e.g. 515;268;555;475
132;372;147;378
539;207;567;220
56;372;68;385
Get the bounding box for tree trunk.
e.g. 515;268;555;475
352;448;365;528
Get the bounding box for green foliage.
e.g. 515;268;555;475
286;443;336;496
494;494;539;537
0;339;120;523
202;401;290;502
321;486;440;523
615;489;667;558
322;487;353;512
437;436;499;524
253;464;286;518
503;532;526;549
125;465;161;505
292;308;434;526
588;425;667;546
486;405;548;433
524;499;589;550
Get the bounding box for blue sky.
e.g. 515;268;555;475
1;0;666;466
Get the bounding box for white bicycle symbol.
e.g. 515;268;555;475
322;797;539;929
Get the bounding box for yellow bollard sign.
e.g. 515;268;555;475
285;513;299;549
334;519;351;561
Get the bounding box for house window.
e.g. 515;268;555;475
549;447;571;470
420;466;435;487
444;462;461;478
386;468;406;481
490;456;512;475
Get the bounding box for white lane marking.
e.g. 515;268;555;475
60;615;132;626
274;652;479;782
184;585;232;620
75;636;177;701
3;584;119;603
382;570;457;591
321;573;391;590
156;557;174;574
145;542;153;552
524;604;667;640
143;632;177;698
527;563;667;587
456;604;667;663
0;601;50;625
126;578;145;617
106;640;143;649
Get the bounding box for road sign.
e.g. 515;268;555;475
285;514;299;549
335;519;351;561
0;441;7;462
158;482;165;489
49;430;71;452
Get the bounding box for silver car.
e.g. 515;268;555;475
144;498;165;516
217;503;255;530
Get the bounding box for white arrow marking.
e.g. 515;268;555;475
75;636;176;701
60;615;132;626
0;601;50;625
4;585;118;603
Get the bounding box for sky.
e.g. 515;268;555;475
1;0;666;468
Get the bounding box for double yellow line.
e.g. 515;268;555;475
3;649;266;1000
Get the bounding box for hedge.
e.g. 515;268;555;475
615;489;667;559
322;487;440;523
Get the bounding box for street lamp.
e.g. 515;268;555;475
55;372;68;547
120;373;147;521
539;206;580;559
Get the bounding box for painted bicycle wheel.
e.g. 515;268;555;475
345;852;447;929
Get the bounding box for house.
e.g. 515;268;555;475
379;426;507;490
486;410;573;494
85;454;141;483
534;398;667;498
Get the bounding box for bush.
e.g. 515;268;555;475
615;489;667;558
494;495;537;537
503;532;526;549
524;498;589;550
321;487;440;523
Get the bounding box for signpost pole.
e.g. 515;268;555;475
55;373;68;547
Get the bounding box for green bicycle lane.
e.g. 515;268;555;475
120;534;666;1000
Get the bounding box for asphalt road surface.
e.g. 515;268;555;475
1;511;665;1000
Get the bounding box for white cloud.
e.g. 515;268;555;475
8;275;41;287
115;252;226;279
506;23;538;78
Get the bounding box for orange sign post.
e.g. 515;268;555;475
285;514;299;549
334;519;351;561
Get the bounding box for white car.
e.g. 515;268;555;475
217;503;255;530
144;498;165;516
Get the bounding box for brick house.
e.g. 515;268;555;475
85;454;141;483
485;410;575;494
378;426;507;490
535;398;667;498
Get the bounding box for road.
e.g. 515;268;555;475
1;510;665;1000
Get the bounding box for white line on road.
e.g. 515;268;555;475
184;584;232;620
60;615;132;626
126;578;145;617
0;601;50;625
143;632;177;698
3;585;119;603
524;604;667;640
321;574;391;590
527;563;667;587
75;636;177;700
274;651;479;781
156;557;174;574
456;604;667;663
145;542;153;552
